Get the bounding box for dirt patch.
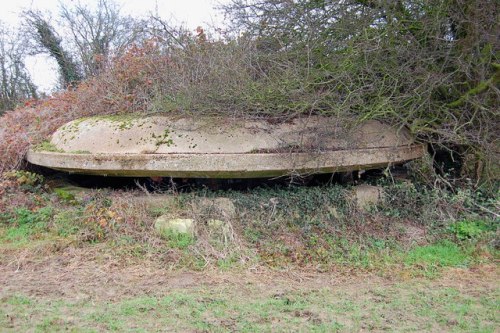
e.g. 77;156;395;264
0;243;497;302
0;247;341;301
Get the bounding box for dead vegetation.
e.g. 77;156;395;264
1;170;497;273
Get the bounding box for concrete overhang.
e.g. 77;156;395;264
26;115;426;178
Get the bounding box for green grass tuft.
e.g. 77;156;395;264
405;241;470;269
161;230;195;249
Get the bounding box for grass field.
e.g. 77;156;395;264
1;254;498;332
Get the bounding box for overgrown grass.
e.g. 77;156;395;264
404;241;472;277
1;171;498;275
159;229;195;249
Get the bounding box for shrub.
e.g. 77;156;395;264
449;220;492;241
0;171;48;221
222;0;500;183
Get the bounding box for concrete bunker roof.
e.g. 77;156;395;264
27;115;425;178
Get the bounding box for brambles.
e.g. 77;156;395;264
0;171;48;221
0;2;497;283
221;0;499;183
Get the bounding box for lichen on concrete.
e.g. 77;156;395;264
33;141;65;153
27;115;425;178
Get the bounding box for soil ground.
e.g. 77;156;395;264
0;242;498;332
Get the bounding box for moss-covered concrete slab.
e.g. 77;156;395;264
27;115;425;178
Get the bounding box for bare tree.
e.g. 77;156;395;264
22;0;145;85
145;15;192;51
0;23;38;114
59;0;145;77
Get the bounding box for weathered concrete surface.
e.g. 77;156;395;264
351;185;385;212
27;115;425;178
27;146;426;178
48;116;414;154
155;217;194;236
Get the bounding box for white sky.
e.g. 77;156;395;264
0;0;228;93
